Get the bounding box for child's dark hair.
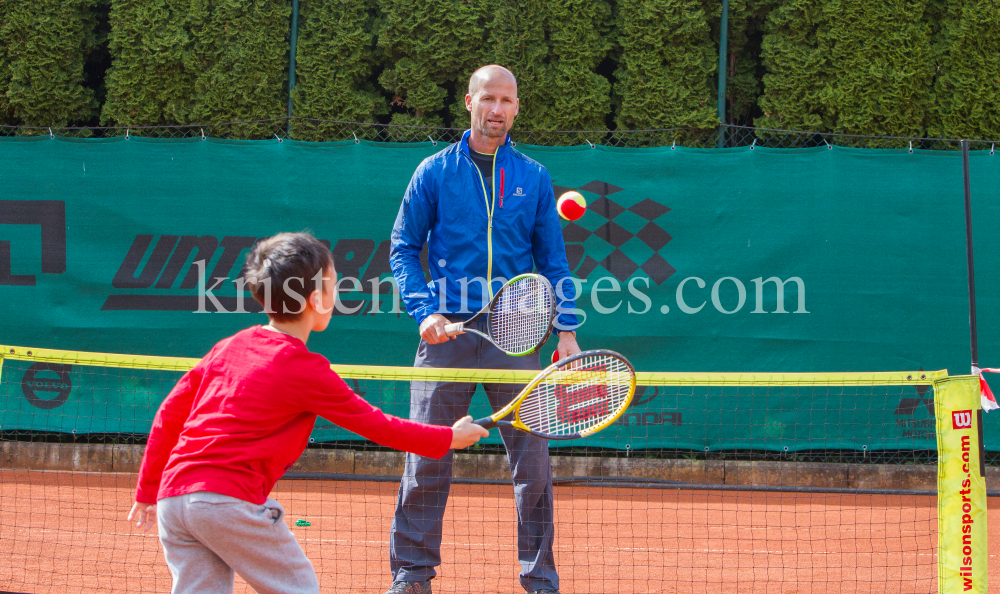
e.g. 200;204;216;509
242;232;333;321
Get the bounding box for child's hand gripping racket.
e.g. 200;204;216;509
475;350;637;440
444;273;556;356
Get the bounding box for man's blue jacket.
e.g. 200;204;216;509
390;130;579;331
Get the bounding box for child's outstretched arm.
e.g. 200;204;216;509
304;357;482;459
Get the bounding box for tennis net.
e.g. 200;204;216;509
0;345;992;594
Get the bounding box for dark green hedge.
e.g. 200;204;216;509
103;0;288;136
186;0;290;136
102;0;196;126
290;0;384;140
0;0;13;125
2;0;99;127
614;0;718;130
719;0;775;126
531;0;614;132
486;0;549;130
483;0;614;138
376;0;490;129
820;0;934;137
927;0;1000;139
758;0;938;139
4;0;1000;140
757;0;831;131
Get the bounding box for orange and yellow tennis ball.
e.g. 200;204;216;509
557;191;587;221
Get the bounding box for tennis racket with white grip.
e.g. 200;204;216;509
444;273;556;356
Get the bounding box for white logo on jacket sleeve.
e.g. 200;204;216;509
513;187;526;197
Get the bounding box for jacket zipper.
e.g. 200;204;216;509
470;150;498;299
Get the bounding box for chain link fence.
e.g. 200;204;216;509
1;118;998;151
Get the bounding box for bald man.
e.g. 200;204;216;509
388;65;581;594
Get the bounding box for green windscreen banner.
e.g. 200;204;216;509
0;136;998;450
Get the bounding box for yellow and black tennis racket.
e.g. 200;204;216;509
474;350;637;440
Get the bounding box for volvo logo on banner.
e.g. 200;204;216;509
21;362;73;410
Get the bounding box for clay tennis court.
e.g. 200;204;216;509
3;471;996;593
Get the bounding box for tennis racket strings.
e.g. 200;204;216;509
518;352;634;437
488;276;555;354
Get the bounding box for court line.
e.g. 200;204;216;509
9;527;947;558
16;516;993;567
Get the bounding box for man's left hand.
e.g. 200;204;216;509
555;331;582;361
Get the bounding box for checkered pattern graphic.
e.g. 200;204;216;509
554;180;675;285
893;369;934;417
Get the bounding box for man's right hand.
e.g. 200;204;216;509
419;314;454;344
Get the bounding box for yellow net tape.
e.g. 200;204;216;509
0;344;948;386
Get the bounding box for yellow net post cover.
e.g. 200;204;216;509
936;376;989;594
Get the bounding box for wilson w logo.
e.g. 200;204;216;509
952;410;972;430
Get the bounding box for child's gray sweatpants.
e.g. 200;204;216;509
157;491;320;594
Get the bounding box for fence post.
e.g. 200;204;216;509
286;0;300;136
961;139;979;370
716;0;729;149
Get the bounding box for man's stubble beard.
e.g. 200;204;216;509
475;116;512;139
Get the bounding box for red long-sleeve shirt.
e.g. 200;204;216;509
135;326;452;505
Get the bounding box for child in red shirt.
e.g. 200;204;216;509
128;232;488;594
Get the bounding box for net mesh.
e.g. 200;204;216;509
0;346;988;594
517;352;634;438
488;275;554;355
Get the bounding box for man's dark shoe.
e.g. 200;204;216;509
384;581;432;594
529;590;560;594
